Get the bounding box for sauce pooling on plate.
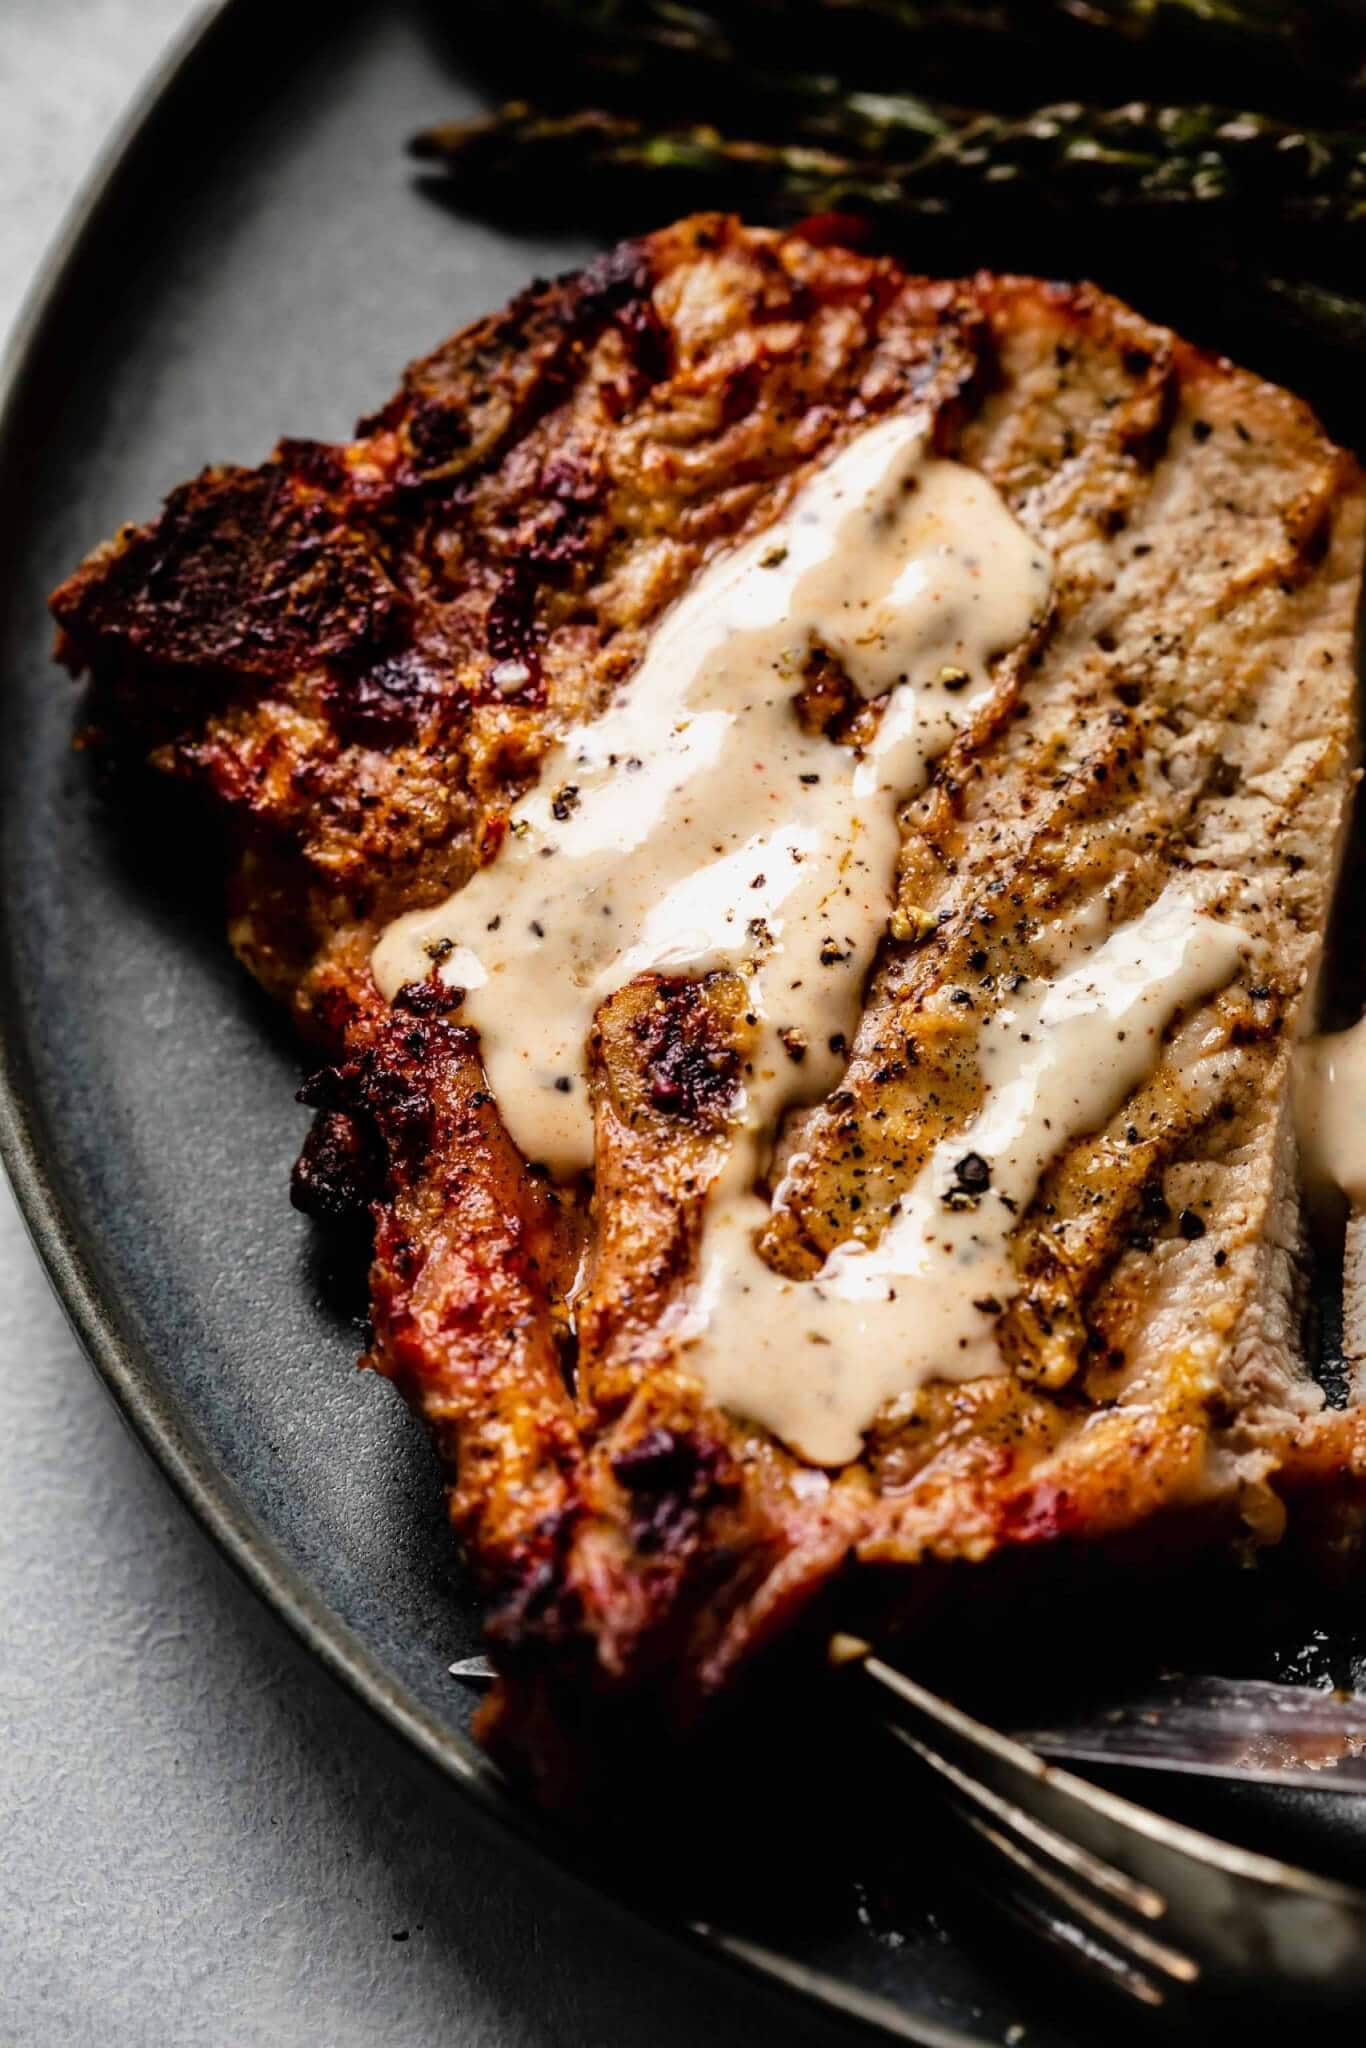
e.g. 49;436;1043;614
373;410;1244;1462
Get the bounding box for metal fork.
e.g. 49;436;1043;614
831;1634;1366;2008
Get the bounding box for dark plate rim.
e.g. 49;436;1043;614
0;8;989;2045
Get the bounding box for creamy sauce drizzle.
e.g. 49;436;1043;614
371;414;1244;1464
684;884;1247;1462
1296;1020;1366;1203
376;412;1048;1154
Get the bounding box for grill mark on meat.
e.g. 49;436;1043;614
48;217;1366;1804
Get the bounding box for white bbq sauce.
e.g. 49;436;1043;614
1296;1020;1366;1203
373;411;1246;1465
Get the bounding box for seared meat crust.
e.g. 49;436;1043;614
51;217;1366;1805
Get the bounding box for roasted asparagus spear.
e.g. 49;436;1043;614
414;98;1366;236
467;0;1366;117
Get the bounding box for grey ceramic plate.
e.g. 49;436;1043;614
1;5;1362;2044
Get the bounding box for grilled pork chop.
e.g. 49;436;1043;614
51;216;1366;1808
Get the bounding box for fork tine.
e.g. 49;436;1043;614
958;1811;1199;1986
885;1721;1168;1922
840;1635;1366;1902
835;1633;1366;2006
971;1845;1169;2008
840;1639;1170;1920
877;1674;1201;1999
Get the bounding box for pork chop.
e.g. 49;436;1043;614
50;216;1366;1809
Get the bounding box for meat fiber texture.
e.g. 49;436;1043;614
51;216;1366;1808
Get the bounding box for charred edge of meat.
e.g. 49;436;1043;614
294;995;562;1229
290;1104;386;1231
571;241;673;386
610;1425;741;1558
379;237;671;493
484;559;544;694
391;971;468;1018
631;979;744;1124
294;1020;473;1194
482;1507;586;1664
52;241;672;761
52;465;407;700
332;643;452;747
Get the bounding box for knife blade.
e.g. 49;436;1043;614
1013;1674;1366;1792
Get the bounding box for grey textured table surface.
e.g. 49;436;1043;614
0;9;851;2043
